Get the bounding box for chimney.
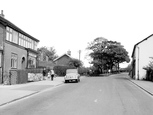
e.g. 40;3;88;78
67;50;71;56
0;10;5;18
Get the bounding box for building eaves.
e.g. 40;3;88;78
0;16;39;42
26;48;39;54
131;34;153;58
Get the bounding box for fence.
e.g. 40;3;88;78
9;70;28;85
3;68;44;85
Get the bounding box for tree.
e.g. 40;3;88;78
68;58;83;68
87;37;130;74
87;37;109;74
37;46;58;61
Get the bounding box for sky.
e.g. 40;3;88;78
1;0;153;67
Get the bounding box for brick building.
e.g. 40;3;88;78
53;51;72;66
0;10;39;83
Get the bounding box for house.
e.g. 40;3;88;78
131;34;153;80
53;54;72;66
0;10;39;83
53;50;72;66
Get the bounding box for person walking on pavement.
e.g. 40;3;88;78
42;68;46;80
51;69;55;81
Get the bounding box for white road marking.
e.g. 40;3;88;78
94;99;98;103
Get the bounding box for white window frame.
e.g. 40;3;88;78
11;53;18;68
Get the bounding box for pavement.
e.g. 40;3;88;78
123;72;153;96
1;73;153;107
0;77;64;106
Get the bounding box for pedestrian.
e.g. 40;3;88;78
42;68;46;80
50;69;55;81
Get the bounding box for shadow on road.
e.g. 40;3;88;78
87;74;110;77
113;75;129;81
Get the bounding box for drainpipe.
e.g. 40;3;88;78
1;26;5;84
137;46;139;80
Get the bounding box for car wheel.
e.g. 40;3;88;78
65;80;68;83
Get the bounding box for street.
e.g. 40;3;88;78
1;74;153;115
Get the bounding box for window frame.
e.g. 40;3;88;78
11;53;18;69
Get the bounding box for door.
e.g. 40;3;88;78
21;57;26;69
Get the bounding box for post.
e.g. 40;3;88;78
79;50;81;61
137;46;139;80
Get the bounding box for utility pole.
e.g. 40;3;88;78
79;50;81;61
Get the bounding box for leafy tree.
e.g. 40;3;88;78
68;58;83;68
37;46;58;61
87;37;130;74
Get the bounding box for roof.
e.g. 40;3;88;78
0;16;39;42
131;34;153;58
53;54;72;62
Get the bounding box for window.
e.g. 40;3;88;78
11;53;17;68
28;57;36;68
34;41;37;50
6;27;38;51
19;37;21;45
6;32;9;41
31;40;34;50
9;34;12;41
12;30;18;44
6;27;13;42
28;53;36;68
6;27;18;44
6;27;9;31
21;39;23;46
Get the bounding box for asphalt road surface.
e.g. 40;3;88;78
1;73;153;115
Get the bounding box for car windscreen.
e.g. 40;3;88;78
66;69;78;74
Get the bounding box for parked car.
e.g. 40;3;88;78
64;69;80;83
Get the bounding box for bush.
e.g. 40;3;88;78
78;67;89;75
53;65;75;76
143;59;153;81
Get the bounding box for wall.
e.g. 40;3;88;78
0;24;4;83
4;42;27;73
0;24;4;50
55;55;71;65
137;36;153;79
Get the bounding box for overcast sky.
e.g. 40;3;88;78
1;0;153;67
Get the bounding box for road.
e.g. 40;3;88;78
1;73;153;115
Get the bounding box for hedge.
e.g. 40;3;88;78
53;65;76;76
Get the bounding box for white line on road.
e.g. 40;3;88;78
94;99;98;103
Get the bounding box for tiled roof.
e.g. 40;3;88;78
53;54;72;62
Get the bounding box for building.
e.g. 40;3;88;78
131;34;153;80
53;53;72;66
0;10;39;83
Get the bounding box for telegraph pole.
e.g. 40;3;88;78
79;50;81;61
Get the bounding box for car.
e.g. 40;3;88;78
64;69;80;83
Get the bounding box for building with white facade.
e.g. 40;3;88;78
131;34;153;80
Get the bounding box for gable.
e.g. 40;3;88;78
54;54;72;65
54;54;71;62
131;34;153;58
